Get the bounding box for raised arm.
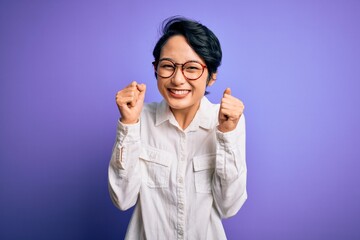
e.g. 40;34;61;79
108;81;146;210
212;88;247;218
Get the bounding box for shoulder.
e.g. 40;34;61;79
143;102;158;113
201;97;220;115
141;101;162;121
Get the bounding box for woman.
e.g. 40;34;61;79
109;16;247;239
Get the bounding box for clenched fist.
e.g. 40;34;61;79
218;88;245;133
116;81;146;124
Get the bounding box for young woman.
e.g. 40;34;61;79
109;16;247;240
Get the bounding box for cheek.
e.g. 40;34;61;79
193;80;208;93
157;79;167;94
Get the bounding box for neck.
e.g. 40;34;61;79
170;102;200;130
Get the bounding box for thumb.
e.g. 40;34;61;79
223;88;231;96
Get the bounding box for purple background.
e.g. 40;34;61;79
1;0;359;239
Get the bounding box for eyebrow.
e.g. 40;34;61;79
159;57;173;62
158;58;203;64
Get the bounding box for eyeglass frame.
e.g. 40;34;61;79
152;58;207;81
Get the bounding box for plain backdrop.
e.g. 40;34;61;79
1;0;359;239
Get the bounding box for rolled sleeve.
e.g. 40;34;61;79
112;120;141;170
215;115;246;182
108;119;142;210
117;119;140;144
212;115;247;218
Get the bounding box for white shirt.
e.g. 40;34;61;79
108;97;247;240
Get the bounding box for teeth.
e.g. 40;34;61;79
171;89;189;95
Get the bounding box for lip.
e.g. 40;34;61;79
167;88;191;99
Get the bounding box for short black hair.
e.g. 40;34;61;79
152;16;222;84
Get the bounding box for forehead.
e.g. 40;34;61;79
160;35;203;63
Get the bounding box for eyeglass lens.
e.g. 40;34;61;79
156;60;204;80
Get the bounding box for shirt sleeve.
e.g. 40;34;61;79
212;114;247;218
108;119;142;211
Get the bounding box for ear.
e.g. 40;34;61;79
207;73;217;86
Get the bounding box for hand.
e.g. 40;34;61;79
218;88;244;133
116;81;146;124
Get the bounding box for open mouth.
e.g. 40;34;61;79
168;88;191;98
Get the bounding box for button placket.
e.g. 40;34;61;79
177;133;187;239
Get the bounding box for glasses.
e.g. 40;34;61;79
153;59;207;80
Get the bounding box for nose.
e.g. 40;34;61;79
171;65;186;85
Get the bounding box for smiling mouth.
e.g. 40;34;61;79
168;88;191;95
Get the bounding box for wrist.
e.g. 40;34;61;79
120;117;139;125
217;125;234;133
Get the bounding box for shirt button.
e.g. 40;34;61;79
178;203;184;210
178;177;183;183
178;229;184;235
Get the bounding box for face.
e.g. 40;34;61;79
156;35;215;115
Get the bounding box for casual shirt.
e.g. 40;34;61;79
108;96;247;240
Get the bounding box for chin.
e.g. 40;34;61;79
167;99;190;110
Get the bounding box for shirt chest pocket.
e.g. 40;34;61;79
140;147;171;188
193;153;216;193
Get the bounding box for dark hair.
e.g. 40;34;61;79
152;16;222;84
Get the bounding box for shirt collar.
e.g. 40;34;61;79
155;97;215;131
155;100;172;127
